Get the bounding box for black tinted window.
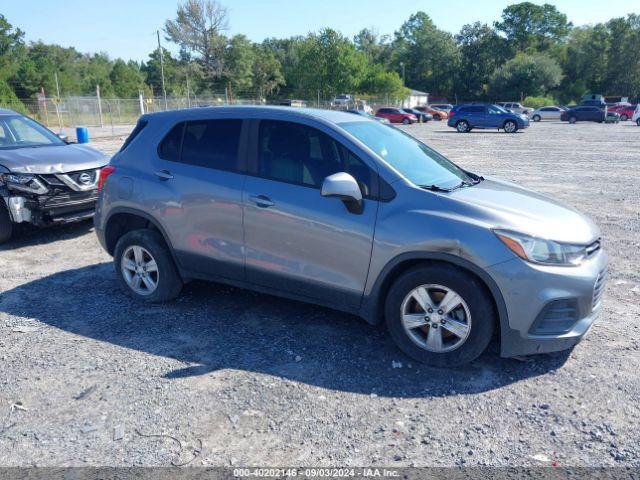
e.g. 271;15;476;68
258;120;373;196
158;123;184;161
181;119;242;170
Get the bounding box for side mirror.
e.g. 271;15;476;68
321;172;363;214
57;133;69;143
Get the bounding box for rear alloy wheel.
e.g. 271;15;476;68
503;120;518;133
456;120;470;133
385;264;495;367
620;114;628;121
402;118;410;125
434;115;442;121
532;114;541;122
114;229;183;302
0;202;13;245
569;116;577;124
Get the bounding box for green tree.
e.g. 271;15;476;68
605;14;640;97
251;45;284;100
559;25;609;102
495;2;571;52
359;64;406;98
110;60;145;98
224;34;255;97
294;29;367;98
0;78;27;112
490;53;563;99
0;14;25;79
455;22;510;98
393;12;460;95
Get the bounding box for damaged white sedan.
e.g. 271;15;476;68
0;108;109;244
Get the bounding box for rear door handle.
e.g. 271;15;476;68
249;194;275;208
154;169;173;181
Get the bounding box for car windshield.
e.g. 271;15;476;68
0;115;65;150
491;105;509;113
341;121;473;189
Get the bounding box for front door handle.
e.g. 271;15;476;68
154;169;173;181
249;194;275;208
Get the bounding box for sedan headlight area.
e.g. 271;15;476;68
494;229;588;266
0;173;49;195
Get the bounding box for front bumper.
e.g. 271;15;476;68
5;191;98;226
488;249;608;357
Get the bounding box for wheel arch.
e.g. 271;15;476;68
359;252;508;344
103;207;176;261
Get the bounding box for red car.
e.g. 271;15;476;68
608;104;636;121
375;107;417;124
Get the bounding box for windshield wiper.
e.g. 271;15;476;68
420;184;456;192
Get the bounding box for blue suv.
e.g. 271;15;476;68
447;104;529;133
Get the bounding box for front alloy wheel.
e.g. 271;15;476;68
400;284;471;353
121;245;159;296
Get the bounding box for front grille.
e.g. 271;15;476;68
593;269;607;310
39;168;100;192
530;299;579;335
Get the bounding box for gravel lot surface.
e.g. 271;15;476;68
0;120;639;468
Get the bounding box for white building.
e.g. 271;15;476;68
404;89;429;108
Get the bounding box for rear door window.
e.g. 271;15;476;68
180;119;242;171
158;123;184;161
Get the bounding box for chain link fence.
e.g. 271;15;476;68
17;93;409;140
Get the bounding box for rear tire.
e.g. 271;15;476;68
503;120;518;133
621;114;628;121
0;202;13;245
456;120;470;133
569;116;577;124
532;115;541;122
385;264;495;367
637;119;640;126
114;229;183;303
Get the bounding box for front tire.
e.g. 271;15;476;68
503;120;518;133
621;114;628;121
456;120;470;133
114;229;183;302
402;118;410;125
385;264;495;367
0;202;13;245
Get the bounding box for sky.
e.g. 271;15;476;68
2;0;638;61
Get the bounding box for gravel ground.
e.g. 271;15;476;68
0;120;639;468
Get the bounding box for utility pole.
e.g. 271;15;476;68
96;84;104;128
157;30;168;110
54;72;63;131
186;73;191;108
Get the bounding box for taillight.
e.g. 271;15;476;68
449;110;456;117
98;166;116;192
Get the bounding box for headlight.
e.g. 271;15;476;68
0;173;49;195
494;229;588;266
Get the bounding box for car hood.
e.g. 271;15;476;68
441;177;600;244
0;144;109;174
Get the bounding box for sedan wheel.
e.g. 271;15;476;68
456;120;469;133
503;120;518;133
569;116;577;124
402;118;410;125
121;245;159;296
532;115;541;122
637;119;640;126
621;114;628;121
400;284;472;353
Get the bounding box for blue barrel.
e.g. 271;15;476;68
76;127;89;144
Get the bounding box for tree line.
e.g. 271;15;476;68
0;0;639;112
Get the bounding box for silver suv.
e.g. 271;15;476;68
94;107;607;367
